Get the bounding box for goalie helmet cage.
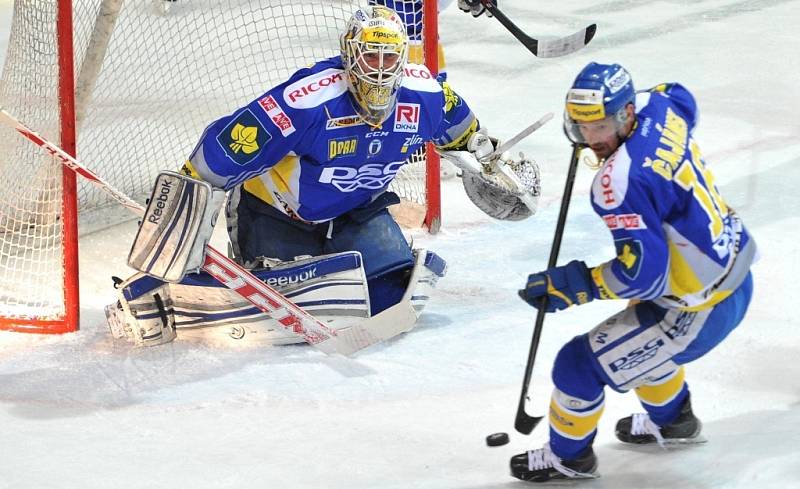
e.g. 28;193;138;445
0;0;441;334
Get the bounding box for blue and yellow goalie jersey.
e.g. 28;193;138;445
184;56;475;223
589;84;757;311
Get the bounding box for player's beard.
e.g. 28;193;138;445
590;142;613;161
590;133;624;161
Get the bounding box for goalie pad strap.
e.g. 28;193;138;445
128;171;225;282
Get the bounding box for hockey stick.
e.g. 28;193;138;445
514;143;583;435
0;107;383;356
481;112;554;162
480;1;596;58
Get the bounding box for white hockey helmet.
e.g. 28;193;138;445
340;6;409;125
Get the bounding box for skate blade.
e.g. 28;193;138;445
529;473;601;486
662;434;708;447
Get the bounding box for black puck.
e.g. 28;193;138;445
485;432;510;447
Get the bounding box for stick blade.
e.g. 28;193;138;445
535;24;598;58
515;409;544;435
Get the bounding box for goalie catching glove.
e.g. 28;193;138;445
440;130;541;221
128;171;226;282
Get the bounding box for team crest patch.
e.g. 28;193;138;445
216;109;271;166
441;82;462;113
614;237;643;281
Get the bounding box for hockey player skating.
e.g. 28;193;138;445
511;62;757;482
106;5;540;347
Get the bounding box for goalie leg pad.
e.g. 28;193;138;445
128;171;226;282
108;251;372;346
106;277;177;347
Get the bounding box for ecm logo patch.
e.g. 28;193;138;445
216;109;272;166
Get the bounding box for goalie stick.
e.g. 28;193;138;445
480;112;554;162
0;107;385;357
480;1;597;58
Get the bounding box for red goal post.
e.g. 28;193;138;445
0;0;442;334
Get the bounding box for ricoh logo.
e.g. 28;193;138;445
319;161;405;192
394;103;420;133
146;179;174;224
403;67;432;79
599;158;616;206
265;268;317;287
284;70;346;109
287;72;344;103
607;337;664;373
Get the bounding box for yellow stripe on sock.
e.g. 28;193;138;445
635;367;686;406
549;398;604;441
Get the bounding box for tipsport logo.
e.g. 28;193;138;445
393;103;420;133
319;161;406;192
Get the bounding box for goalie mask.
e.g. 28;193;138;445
563;62;635;161
340;6;409;126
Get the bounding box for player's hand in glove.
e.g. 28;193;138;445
518;260;596;312
458;0;495;18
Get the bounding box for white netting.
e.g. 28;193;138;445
0;0;432;328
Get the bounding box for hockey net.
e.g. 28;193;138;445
0;0;441;333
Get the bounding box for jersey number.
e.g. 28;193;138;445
674;141;732;258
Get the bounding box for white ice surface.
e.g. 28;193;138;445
1;1;800;488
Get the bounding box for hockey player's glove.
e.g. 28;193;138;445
518;260;596;312
458;0;495;18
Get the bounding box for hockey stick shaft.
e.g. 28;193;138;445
0;107;379;356
514;143;582;434
480;1;597;58
482;112;553;161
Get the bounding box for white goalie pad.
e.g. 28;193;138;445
105;279;177;347
128;171;226;282
105;249;447;348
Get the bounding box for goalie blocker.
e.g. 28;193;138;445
128;171;226;282
106;249;446;347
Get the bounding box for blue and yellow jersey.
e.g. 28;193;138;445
589;84;757;311
184;56;476;223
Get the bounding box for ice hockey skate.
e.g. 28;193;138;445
509;443;599;483
615;395;707;447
